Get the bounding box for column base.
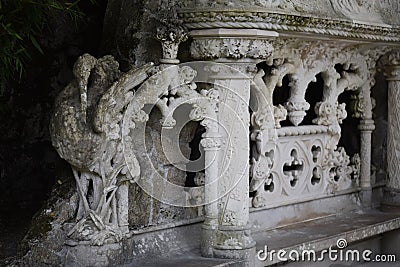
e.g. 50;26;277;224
359;188;372;209
212;225;256;266
213;246;255;267
201;223;218;257
381;187;400;212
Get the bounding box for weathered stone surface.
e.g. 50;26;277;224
14;0;400;266
178;1;400;42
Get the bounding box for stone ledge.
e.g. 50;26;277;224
179;10;400;43
253;211;400;266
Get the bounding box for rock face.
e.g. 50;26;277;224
101;0;179;67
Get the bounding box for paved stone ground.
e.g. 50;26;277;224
254;210;400;266
125;257;237;267
124;246;239;267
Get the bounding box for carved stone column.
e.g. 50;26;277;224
382;51;400;211
190;29;277;264
209;62;256;264
199;114;221;257
358;119;375;207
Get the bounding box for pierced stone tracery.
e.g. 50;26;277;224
249;39;383;208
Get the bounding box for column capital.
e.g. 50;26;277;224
200;136;222;151
155;24;188;63
381;49;400;80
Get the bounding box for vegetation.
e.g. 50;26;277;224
0;0;96;84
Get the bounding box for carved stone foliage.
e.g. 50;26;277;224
251;60;294;131
250;153;273;193
273;105;287;128
381;50;400;80
155;24;188;60
387;50;400;66
313;102;347;126
186;172;205;207
190;38;273;60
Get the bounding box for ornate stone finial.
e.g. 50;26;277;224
155;24;188;62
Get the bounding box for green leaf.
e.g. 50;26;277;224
30;35;43;54
14;33;23;40
15;58;23;78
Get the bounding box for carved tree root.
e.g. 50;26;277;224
69;164;126;245
67;210;122;246
72;167;90;213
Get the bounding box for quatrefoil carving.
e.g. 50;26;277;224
283;149;304;187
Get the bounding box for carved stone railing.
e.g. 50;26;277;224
246;37;387;209
48;0;400;265
251;125;361;208
177;2;400;262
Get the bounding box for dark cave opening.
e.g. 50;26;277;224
0;0;108;261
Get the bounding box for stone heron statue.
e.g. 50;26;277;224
50;53;153;245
